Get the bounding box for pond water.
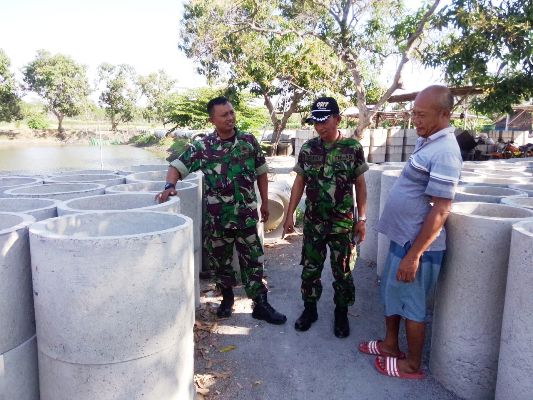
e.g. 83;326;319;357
0;144;165;175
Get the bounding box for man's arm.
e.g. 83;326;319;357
257;172;269;222
281;174;305;239
353;173;367;244
156;166;181;202
396;196;452;282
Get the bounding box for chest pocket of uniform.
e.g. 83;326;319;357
331;162;354;183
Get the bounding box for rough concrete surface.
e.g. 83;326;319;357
194;233;458;400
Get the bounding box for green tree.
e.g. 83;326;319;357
23;50;90;132
137;70;176;125
0;49;22;122
161;87;268;133
189;0;441;135
97;63;138;131
424;0;532;113
180;0;347;148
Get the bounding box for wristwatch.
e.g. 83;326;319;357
164;182;175;191
358;216;367;223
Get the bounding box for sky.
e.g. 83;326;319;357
0;0;444;98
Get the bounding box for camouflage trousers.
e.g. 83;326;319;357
205;225;268;299
300;224;356;307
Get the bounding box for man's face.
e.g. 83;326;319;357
209;102;236;133
313;115;340;141
411;92;448;138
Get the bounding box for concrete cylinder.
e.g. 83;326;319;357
57;193;180;216
0;212;36;354
459;170;482;178
0;176;42;194
0;212;38;399
0;335;39;400
474;169;532;178
359;166;402;264
453;185;528;203
460;176;528;187
4;183;106;201
265;192;285;231
430;202;533;400
0;197;59;221
30;211;195;400
52;169;119;175
45;173;125;187
106;181;202;307
125;170;166;183
501;196;533;210
495;221;533;400
376;170;402;276
129;164;168;172
508;183;533;197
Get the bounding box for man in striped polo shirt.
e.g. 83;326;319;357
358;85;462;379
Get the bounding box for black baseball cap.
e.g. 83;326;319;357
305;97;340;124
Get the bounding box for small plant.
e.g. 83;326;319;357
129;133;160;146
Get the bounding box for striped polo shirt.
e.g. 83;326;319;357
376;126;462;251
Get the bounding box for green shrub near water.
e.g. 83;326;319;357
129;133;160;146
26;112;49;129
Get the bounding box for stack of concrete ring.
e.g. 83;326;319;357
0;165;198;400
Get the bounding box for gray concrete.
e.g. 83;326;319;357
125;170;166;183
508;183;533;197
474;169;532;178
431;202;533;400
105;180;166;194
460;175;529;187
4;183;106;200
29;211;195;400
495;221;533;400
265;192;285;231
376;170;402;276
501;196;533;210
359;165;402;265
453;185;527;203
51;169;119;175
45;173;125;187
129;164;169;172
57;193;180;216
0;197;59;221
0;212;36;355
0;335;39;400
459;170;482;178
0;176;42;194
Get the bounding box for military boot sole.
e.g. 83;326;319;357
294;315;318;331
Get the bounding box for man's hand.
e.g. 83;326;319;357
155;188;176;203
260;203;269;223
396;255;419;283
281;214;295;239
353;220;366;244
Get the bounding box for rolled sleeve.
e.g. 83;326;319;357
425;152;462;199
293;164;304;176
170;159;189;180
256;162;268;176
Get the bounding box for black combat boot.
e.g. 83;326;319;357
252;293;287;325
294;302;318;331
334;305;350;338
216;287;234;318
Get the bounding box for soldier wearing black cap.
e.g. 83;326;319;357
282;96;368;338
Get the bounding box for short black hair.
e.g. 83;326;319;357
207;96;229;116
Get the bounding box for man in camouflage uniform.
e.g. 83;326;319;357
282;97;368;338
158;96;286;325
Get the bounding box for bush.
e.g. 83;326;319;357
26;113;49;129
129;133;160;146
166;137;191;162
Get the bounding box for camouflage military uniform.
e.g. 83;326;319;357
294;135;368;306
170;129;268;298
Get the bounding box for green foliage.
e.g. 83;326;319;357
137;70;176;124
424;0;533;113
26;111;49;129
129;133;160;146
23;50;90;131
166;137;192;162
0;49;22;122
97;63;138;131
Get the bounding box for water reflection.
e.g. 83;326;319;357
0;144;164;174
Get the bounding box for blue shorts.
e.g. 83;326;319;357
380;241;444;322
